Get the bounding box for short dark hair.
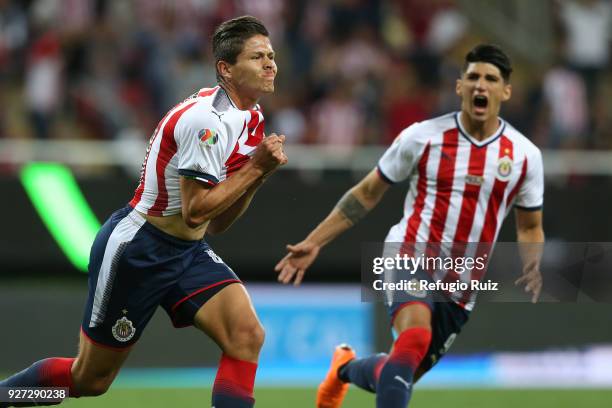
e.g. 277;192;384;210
212;16;269;81
463;44;513;82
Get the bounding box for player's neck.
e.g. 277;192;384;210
459;111;500;141
220;83;258;111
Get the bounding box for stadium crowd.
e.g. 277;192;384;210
0;0;610;149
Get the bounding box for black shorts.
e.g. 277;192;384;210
386;270;470;374
81;206;240;349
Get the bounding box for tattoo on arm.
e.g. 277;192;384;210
336;191;368;225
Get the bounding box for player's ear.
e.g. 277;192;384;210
217;60;232;83
455;78;463;96
502;82;512;102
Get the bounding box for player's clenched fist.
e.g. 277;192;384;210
252;133;288;174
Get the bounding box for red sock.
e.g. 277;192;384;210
39;358;78;396
375;328;432;407
389;327;431;368
212;354;257;407
373;355;388;383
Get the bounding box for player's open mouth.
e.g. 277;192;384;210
473;95;488;114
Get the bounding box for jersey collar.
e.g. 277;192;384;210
218;85;260;112
455;111;506;148
218;86;238;110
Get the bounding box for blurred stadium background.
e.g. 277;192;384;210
1;0;611;406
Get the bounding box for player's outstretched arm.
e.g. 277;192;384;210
514;208;545;303
181;134;287;228
276;168;390;285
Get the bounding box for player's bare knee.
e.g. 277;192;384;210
226;319;265;357
238;320;264;351
250;321;265;350
393;304;432;333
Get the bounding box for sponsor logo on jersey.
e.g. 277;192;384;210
496;155;513;181
465;174;484;185
198;128;218;147
112;317;136;342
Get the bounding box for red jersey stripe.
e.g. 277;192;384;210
459;136;513;306
129;109;174;209
148;101;197;215
479;135;514;243
453;144;488;242
403;142;431;243
444;143;488;301
478;138;512;243
245;110;265;146
428;129;459;243
224;121;250;176
459;137;513;307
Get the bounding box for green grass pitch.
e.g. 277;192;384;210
60;387;612;407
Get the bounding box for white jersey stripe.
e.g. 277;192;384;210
402;142;432;243
132;101;189;210
416;140;442;242
148;100;198;215
443;138;472;242
467;141;499;242
451;142;488;242
427;129;459;243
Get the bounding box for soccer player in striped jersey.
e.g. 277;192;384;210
0;16;285;408
276;44;545;408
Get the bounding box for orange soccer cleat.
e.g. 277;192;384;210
316;344;356;408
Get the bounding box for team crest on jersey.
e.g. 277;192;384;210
198;128;218;147
112;317;136;342
496;156;513;181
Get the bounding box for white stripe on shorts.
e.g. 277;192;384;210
89;210;145;328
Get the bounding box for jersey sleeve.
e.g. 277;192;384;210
515;148;544;210
377;124;421;184
175;109;224;186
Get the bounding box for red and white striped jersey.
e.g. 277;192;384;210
379;112;543;244
378;112;544;310
129;86;265;216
